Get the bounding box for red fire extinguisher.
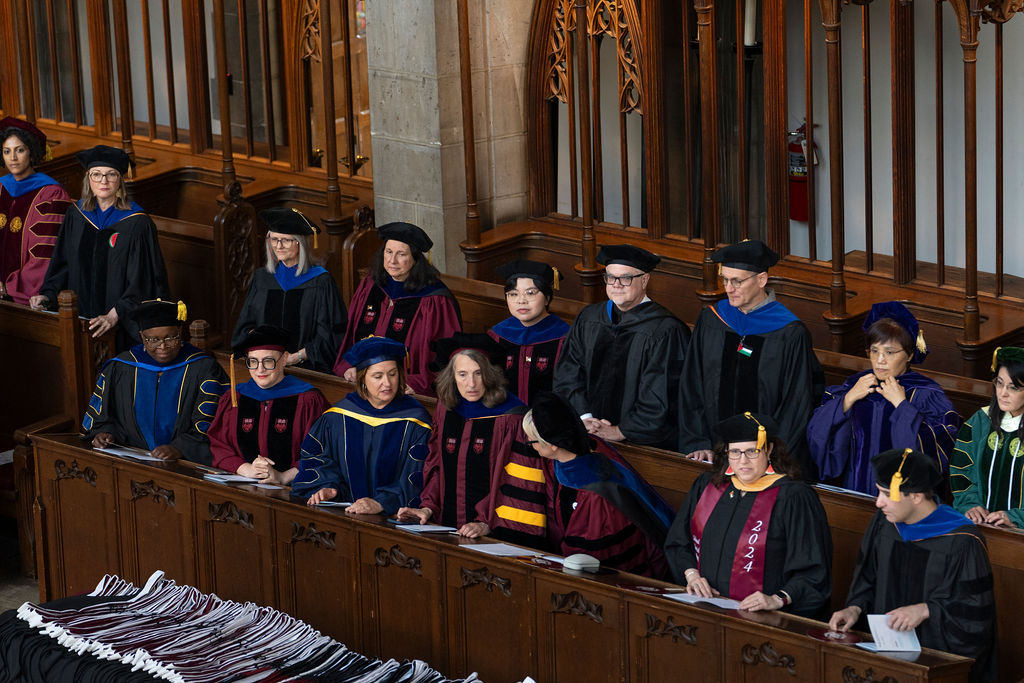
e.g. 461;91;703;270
788;122;810;222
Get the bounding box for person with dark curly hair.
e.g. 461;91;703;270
0;117;72;303
665;412;832;618
333;222;461;395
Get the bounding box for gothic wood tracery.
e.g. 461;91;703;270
208;500;255;531
550;590;603;623
459;566;512;597
981;0;1023;22
300;0;322;63
129;479;175;506
54;459;97;486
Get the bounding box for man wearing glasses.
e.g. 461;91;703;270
84;299;229;464
553;244;689;450
677;240;823;476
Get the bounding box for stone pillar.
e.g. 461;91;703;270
365;0;532;275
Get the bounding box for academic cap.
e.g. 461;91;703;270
76;144;134;175
429;332;504;372
991;346;1024;372
713;411;778;451
343;336;408;371
260;207;321;238
711;239;779;273
232;325;289;357
529;391;591;457
863;301;929;364
872;448;941;501
597;244;660;273
495;259;559;291
130;298;187;331
378;222;433;252
0;117;46;148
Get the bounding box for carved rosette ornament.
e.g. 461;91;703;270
740;641;797;674
290;521;336;550
550;590;603;623
459;566;512;597
982;0;1023;23
129;479;175;506
842;666;897;683
208;500;254;531
54;459;97;486
301;0;322;63
374;544;422;575
643;613;697;645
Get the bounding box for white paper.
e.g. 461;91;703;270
253;483;285;489
96;446;164;461
460;543;543;557
203;473;261;484
313;501;351;507
664;592;741;610
864;614;922;652
394;524;458;533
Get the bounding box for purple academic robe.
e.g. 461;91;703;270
806;369;962;494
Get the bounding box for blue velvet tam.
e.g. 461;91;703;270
429;332;504;372
597;244;661;273
344;336;407;371
863;301;929;364
711;239;779;272
75;144;133;174
378;221;433;252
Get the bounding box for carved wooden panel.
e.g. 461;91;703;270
195;489;274;606
535;576;624;682
116;469;194;588
725;625;819;682
824;651;909;683
626;601;722;683
274;509;358;649
358;531;444;670
36;449;119;601
444;555;535;682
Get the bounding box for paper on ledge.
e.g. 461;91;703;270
664;592;741;610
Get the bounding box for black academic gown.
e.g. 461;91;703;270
38;202;169;348
553;300;689;449
82;344;230;465
844;509;997;682
232;268;347;373
664;471;833;618
678;304;823;474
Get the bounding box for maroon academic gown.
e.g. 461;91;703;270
208;378;329;474
0;179;71;304
419;397;550;547
334;275;461;396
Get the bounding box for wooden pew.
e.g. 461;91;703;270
31;434;973;682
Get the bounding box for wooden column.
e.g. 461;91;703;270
641;0;667;237
13;0;36;120
212;0;236;186
762;0;789;256
457;0;482;278
111;0;135;156
694;0;722;304
819;0;848;343
890;0;915;284
574;0;601;304
320;0;343;237
0;2;23;115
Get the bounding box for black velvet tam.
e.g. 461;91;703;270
596;244;660;272
75;144;133;174
713;411;778;445
711;239;779;273
530;391;591;456
495;259;555;288
377;221;433;252
259;207;320;237
129;298;186;331
872;448;942;494
429;332;504;371
233;324;290;356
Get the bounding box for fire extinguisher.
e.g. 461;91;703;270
788;121;811;222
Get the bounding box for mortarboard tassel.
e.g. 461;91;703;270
889;448;912;502
176;301;187;322
916;330;928;356
229;354;237;408
992;347;1003;373
552;267;561;291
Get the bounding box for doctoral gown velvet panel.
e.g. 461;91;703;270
664;471;832;617
951;408;1024;526
291;393;432;514
334;275;462;395
488;313;569;405
844;509;996;682
0;174;72;304
807;369;962;495
81;344;229;465
38;202;170;343
678;305;822;472
547;439;675;579
231;267;347;373
553;300;689;449
207;378;329;473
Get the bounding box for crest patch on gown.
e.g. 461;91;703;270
362;306;375;325
392;317;406;332
446;436;457;453
274;417;288;433
242;417;254;432
473;437;486;454
536;357;549;372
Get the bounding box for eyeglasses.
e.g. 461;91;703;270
142;334;181;348
602;273;642;286
727;448;763;461
506;288;543;300
867;346;906;360
88;170;121;183
720;274;757;289
246;357;279;370
993;377;1024;394
268;237;298;247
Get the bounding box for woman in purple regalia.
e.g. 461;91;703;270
807;301;962;495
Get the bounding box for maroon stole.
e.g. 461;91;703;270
690;477;783;599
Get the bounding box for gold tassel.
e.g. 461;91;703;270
291;208;319;250
43;144;52;162
916;330;928;356
176;300;187;322
125;163;135;181
992;347;1003;373
889;448;911;502
552;267;561;291
230;353;237;408
743;411;767;451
